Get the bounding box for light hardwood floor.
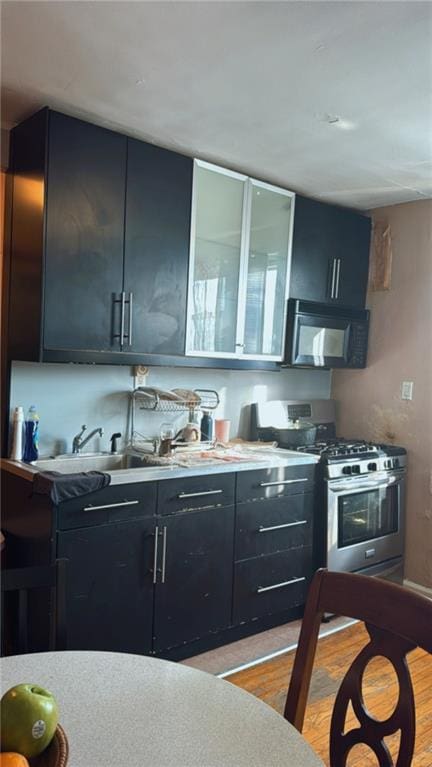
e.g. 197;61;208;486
228;622;432;766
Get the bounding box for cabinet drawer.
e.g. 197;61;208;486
56;482;157;530
235;494;313;561
236;464;315;503
157;473;235;514
233;547;313;624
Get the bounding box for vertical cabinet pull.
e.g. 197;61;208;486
113;292;126;346
113;292;133;347
120;291;126;346
152;526;159;584
128;292;133;346
161;526;167;584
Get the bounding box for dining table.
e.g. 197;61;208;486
1;650;324;766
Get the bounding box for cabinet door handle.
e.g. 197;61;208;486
259;478;309;487
120;291;126;346
152;525;159;584
335;258;341;299
330;258;337;299
258;520;307;533
113;292;126;345
257;576;306;594
82;499;139;511
161;526;167;584
128;292;133;346
123;292;133;347
177;489;223;499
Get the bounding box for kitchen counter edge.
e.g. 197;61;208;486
1;451;320;487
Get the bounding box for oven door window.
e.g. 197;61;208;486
338;486;399;548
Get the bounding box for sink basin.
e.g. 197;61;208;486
32;453;143;474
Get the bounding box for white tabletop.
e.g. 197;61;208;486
1;651;323;767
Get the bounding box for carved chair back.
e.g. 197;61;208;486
284;569;432;767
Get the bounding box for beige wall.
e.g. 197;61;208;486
332;200;432;589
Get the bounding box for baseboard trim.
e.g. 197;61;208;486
404;579;432;599
218;618;358;679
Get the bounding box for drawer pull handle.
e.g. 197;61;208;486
257;576;306;594
258;520;307;533
82;500;139;512
177;489;223;499
259;478;309;487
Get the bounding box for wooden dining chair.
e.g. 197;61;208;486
284;568;432;767
1;558;67;654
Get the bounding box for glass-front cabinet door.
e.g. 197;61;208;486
187;162;247;356
186;161;295;360
242;181;294;357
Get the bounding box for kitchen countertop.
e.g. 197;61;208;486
1;447;319;486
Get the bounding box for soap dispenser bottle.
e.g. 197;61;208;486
23;405;40;463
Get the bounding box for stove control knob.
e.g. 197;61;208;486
351;465;360;474
342;466;352;475
368;462;377;471
394;458;399;468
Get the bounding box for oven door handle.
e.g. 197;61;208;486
329;477;401;493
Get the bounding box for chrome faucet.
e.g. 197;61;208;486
72;425;104;454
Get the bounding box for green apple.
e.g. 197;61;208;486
0;683;59;758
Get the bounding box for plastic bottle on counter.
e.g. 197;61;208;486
23;405;40;463
9;406;24;461
200;410;214;442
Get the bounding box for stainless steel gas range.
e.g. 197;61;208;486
250;399;406;583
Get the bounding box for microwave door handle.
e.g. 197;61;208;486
335;258;341;299
330;259;337;299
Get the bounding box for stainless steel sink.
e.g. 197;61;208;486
32;453;144;474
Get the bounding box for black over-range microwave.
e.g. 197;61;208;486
284;300;369;368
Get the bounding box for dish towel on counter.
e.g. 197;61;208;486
32;471;111;504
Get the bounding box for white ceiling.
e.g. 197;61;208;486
1;1;432;210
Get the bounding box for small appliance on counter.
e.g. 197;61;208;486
251;399;406;584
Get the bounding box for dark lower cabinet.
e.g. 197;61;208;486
233;546;313;624
153;506;235;652
2;464;316;657
57;519;156;654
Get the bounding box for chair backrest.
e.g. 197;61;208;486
284;569;432;767
1;558;67;653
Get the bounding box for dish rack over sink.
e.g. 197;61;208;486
130;387;219;454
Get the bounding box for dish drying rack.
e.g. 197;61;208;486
130;387;219;454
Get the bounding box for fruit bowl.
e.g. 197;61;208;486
29;725;68;767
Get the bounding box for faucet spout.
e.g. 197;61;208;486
72;426;104;454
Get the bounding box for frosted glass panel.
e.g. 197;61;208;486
299;326;345;359
190;167;245;353
244;185;292;357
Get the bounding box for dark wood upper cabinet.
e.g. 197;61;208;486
6;107;370;368
290;196;371;309
7;108;277;369
44;112;127;352
123;139;192;356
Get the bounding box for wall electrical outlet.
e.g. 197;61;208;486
133;365;149;388
401;381;414;400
